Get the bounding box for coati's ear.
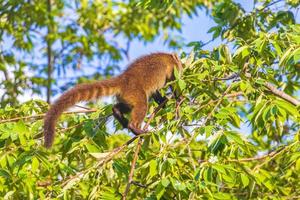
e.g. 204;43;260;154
172;53;183;69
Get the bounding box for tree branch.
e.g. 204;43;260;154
122;99;169;199
61;99;168;189
183;85;233;150
258;0;284;11
46;0;53;103
94;98;168;167
131;181;148;188
252;142;297;171
0;108;97;124
198;142;296;166
226;146;286;163
265;82;300;106
122;137;143;200
201;71;300;106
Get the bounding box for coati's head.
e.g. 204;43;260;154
165;52;183;81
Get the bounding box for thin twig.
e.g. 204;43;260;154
196;71;300;106
228;0;284;31
122;98;168;199
204;84;232;125
197;142;296;166
198;91;243;111
196;73;239;82
74;104;94;110
258;0;283;11
131;181;147;188
175;96;185;119
226;146;286;163
214;73;239;81
0;109;97;124
61;99;168;188
122;137;143;200
201;39;214;48
99;98;168;165
182;84;233;150
252;142;297;171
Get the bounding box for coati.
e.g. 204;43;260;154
44;52;182;148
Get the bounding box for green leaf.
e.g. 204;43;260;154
290;46;300;63
213;192;232;200
155;184;165;200
178;79;186;91
233;45;250;58
225;131;244;145
89;152;110;160
85;143;101;153
221;45;232;64
279;47;293;66
296;158;300;172
161;177;170;187
204;167;213;182
174;67;180;79
0;131;10;140
212;164;226;174
208;132;227;154
172;179;186;191
31;157;39;173
276;99;299;117
270;40;282;56
240;173;249;188
0;169;10;179
149;160;157;178
205;125;214;138
208;26;222;39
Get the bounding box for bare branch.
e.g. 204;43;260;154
198;142;296;166
265;82;300;106
200;71;300;106
204;84;233;125
46;0;53;103
122;137;143;200
0;108;97;124
131;181;147;188
252;142;297;171
226;146;286;163
74;104;95;110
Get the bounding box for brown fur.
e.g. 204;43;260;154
44;52;182;148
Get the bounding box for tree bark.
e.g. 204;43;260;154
46;0;53;103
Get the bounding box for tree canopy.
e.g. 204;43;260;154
0;0;299;199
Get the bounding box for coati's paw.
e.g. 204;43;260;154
112;107;129;128
128;123;146;135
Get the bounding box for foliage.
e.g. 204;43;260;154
0;0;300;199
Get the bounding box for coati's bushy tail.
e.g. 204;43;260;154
44;78;121;148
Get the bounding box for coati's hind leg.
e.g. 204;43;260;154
112;103;131;128
122;91;148;135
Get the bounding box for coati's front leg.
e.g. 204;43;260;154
152;91;167;105
112;103;131;128
169;85;181;100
